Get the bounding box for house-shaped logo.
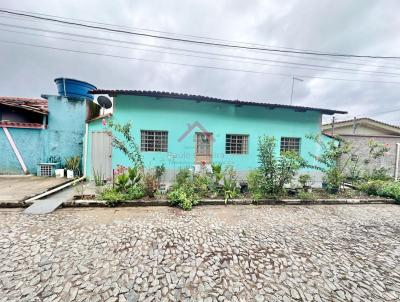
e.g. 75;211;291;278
178;121;215;142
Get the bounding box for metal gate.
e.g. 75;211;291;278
91;131;112;181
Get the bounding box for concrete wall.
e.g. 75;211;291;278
87;95;327;183
0;95;87;175
0;128;42;174
341;135;400;177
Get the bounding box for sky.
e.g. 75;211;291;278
0;0;399;124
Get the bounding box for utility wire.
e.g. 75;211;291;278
1;6;397;64
2;26;400;78
1;8;399;60
1;39;400;85
3;15;400;70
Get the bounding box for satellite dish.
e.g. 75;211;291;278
97;96;112;109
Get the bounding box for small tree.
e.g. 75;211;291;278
306;134;351;192
257;136;305;197
107;120;144;169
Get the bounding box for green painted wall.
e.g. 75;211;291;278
87;95;324;177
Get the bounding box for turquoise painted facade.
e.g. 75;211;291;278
86;94;332;181
0;96;87;174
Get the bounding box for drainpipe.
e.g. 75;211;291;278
2;127;28;174
395;143;400;181
83;123;88;177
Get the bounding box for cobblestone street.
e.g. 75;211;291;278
1;204;399;302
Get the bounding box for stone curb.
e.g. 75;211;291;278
1;198;395;209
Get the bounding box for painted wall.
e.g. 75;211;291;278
0;128;42;174
0;95;87;174
87;95;325;182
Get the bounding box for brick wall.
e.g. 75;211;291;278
341;135;400;177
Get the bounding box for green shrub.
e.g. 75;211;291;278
247;169;264;200
167;186;199;210
298;191;317;201
175;169;191;186
126;185;145;200
222;166;239;204
358;180;400;202
193;174;213;197
100;188;125;207
115;173;130;192
367;167;392;181
358;180;386;195
128;166;141;185
298;174;312;188
257;136;305;197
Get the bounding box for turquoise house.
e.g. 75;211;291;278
86;90;346;184
0;78;99;175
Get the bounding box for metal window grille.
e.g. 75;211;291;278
225;134;249;154
141;130;168;152
280;137;301;153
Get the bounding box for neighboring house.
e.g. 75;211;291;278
0;78;99;175
86;90;346;184
322;118;400;178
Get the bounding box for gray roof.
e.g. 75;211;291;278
90;89;347;115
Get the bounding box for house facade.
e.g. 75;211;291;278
0;79;99;175
322;118;400;179
86;90;345;184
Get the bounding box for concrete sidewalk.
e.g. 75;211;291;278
0;176;70;206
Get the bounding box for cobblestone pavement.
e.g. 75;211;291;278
1;205;399;302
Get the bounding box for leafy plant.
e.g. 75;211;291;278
126;185;146;200
358;180;400;203
65;156;81;175
100;187;125;207
257;136;305;197
107;120;144;169
93;169;104;186
115;173;130;193
167;185;199;210
128;166;141;185
306;134;351;192
247;169;264;200
222;166;239;204
193;174;213;197
368;167;391;181
298;191;317;201
298;174;312;189
155;164;166;187
175;169;191;186
143;171;158;198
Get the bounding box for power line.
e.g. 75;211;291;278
1;6;397;65
2;39;400;85
3;14;400;70
1;8;400;60
2;26;400;78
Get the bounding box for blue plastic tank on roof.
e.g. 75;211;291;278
54;78;96;100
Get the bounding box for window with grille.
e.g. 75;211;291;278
280;137;301;154
225;134;249;154
141;130;168;152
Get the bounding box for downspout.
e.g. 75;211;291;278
2;127;28;174
83;122;88;177
395;143;400;181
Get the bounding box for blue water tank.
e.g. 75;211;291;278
54;78;96;100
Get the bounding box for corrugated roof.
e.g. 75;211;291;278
90;89;347;115
0;96;48;114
